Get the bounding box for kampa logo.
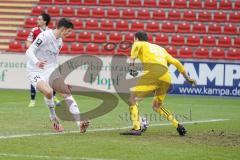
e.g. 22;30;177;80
170;62;240;87
0;69;7;82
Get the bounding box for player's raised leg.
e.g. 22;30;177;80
28;84;36;107
61;94;90;133
37;80;64;132
152;88;186;136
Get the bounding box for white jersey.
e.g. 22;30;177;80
26;29;63;72
26;29;63;88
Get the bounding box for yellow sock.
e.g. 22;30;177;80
156;107;179;128
129;104;141;130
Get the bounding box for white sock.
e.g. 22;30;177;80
44;97;56;119
64;95;81;127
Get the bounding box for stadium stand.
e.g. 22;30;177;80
1;0;239;60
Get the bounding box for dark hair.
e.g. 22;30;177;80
135;31;148;41
57;18;74;29
41;13;51;26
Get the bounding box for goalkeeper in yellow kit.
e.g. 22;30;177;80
120;31;196;136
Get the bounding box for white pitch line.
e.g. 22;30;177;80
0;119;229;140
0;153;115;160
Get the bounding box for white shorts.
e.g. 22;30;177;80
27;67;57;88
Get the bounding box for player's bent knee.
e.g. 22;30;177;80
45;89;53;99
51;78;71;95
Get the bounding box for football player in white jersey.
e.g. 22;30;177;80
26;18;89;133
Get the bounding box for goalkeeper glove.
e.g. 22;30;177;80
129;66;138;77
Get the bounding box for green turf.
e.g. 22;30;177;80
0;90;239;160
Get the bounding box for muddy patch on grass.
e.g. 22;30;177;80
185;130;240;147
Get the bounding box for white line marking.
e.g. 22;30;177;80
0;119;229;140
0;153;114;160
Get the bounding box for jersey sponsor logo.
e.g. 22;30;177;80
34;39;43;47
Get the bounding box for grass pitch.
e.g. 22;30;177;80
0;90;239;160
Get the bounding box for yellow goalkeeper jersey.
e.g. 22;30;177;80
130;41;185;74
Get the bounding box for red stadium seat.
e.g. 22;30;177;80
128;0;142;7
213;11;227;22
115;20;129;31
92;7;105;18
78;31;92;42
69;0;82;5
60;44;69;54
113;0;126;6
64;32;76;42
31;6;44;16
117;42;131;56
86;43;100;55
137;9;151;20
218;36;231;47
233;37;240;48
155;33;169;45
187;35;200;46
121;9;135;19
93;32;107;43
168;10;181;20
25;18;37;28
124;33;134;42
203;36;217;47
198;11;212;22
183;10;196;21
8;41;24;52
54;0;67;5
204;0;217;9
166;46;178;57
62;7;75;17
208;23;222;34
171;34;185;46
159;0;172;8
47;6;60;17
39;0;52;4
173;0;187;8
192;23;206;33
70;43;85;54
76;8;90;17
219;0;232;10
16;30;30;40
72;19;83;29
177;22;191;33
195;47;209;59
229;12;240;23
82;0;97;5
202;36;216;46
101;43;115;55
179;47;193;58
85;19;98;30
223;24;238;35
211;48;225;59
100;19;114;30
234;1;240;10
152;10;166;20
203;36;218;47
189;0;202;9
48;21;55;28
226;48;240;60
146;22;160;32
109;32;122;43
107;8;120;19
161;22;175;33
143;0;158;7
130;21;144;31
148;34;154;43
99;0;112;5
